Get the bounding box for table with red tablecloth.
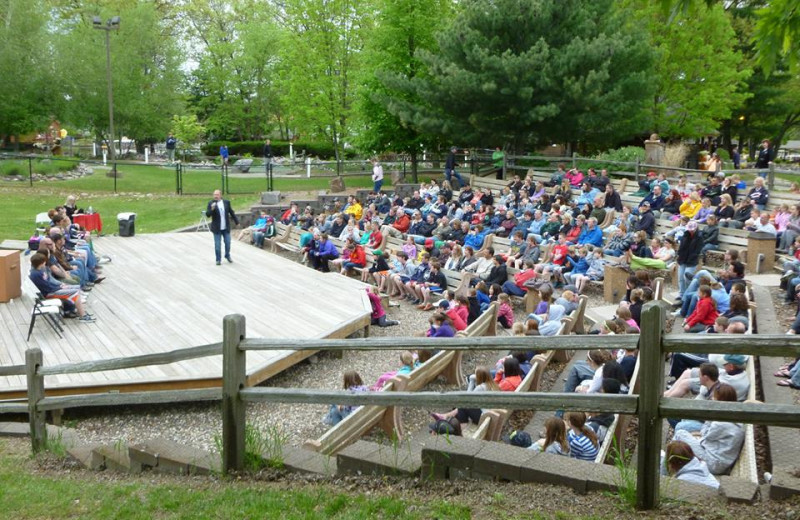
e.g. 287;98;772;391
73;213;103;233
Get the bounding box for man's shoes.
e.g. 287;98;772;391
670;310;682;317
216;261;221;266
78;314;96;323
93;277;105;284
226;256;233;263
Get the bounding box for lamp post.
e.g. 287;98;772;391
93;16;120;173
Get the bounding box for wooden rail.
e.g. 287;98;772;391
219;306;800;510
4;304;800;510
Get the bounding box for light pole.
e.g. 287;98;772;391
93;16;120;173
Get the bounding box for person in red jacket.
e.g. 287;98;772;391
392;212;410;235
683;285;719;332
341;243;366;274
438;300;467;331
501;260;537;296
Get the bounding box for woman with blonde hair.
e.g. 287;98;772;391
679;191;702;219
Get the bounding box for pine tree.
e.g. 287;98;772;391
380;0;655;151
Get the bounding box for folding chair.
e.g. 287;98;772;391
35;212;50;234
27;295;64;341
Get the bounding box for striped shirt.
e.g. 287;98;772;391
568;430;598;461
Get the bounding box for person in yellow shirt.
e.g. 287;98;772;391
679;192;702;219
344;195;363;221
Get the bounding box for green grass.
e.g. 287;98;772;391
0;162;400;241
0;440;471;520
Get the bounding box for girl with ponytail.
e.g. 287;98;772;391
565;411;599;461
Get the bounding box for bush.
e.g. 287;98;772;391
202;140;354;160
715;148;730;161
576;146;645;173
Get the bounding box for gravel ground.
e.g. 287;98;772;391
768;286;800;406
64;250;613;454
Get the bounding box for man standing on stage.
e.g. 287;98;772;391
206;189;239;265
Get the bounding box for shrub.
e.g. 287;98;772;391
577;146;645;173
202;140;355;160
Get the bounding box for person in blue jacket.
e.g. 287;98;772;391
309;233;339;272
576;217;603;247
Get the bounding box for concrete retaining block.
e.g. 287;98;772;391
128;438;219;475
719;475;760;504
0;422;29;437
337;440;422;477
471;442;526;482
337;440;382;476
520;453;588;493
282;446;337;476
769;468;800;500
91;445;132;473
420;436;485;481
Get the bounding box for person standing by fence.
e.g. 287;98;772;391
206;189;239;265
264;139;273;190
165;133;177;163
220;144;229;166
493;146;505;180
372;159;384;194
755;139;771;178
444;146;464;189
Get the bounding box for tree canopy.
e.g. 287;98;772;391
378;0;655;151
0;0;797;156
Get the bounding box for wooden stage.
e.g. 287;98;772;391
0;233;372;398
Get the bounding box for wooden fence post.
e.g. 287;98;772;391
636;303;665;510
222;314;246;474
571;151;577;170
26;348;46;453
635;159;641;185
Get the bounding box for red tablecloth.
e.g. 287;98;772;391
73;213;103;233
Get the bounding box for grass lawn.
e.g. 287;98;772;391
1;163;405;241
0;441;471;520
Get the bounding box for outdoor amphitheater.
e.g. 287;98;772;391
1;163;799;514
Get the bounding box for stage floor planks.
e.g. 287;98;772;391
0;232;371;398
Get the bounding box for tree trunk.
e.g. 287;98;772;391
721;120;732;156
411;150;418;183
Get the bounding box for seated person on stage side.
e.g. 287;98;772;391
28;252;94;322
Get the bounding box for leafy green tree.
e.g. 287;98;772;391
279;0;374;160
170;114;207;150
637;1;751;137
354;0;451;180
660;0;800;73
0;0;62;147
379;0;655;152
183;0;285;141
54;1;184;152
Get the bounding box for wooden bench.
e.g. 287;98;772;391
472;319;573;442
303;302;499;455
729;304;758;483
595;358;640;464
